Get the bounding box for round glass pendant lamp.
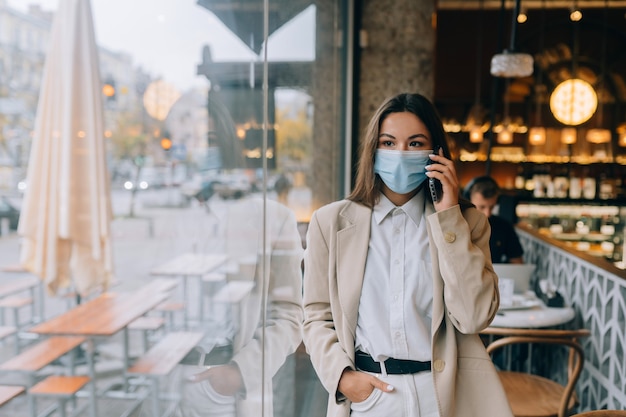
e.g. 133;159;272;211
549;79;597;126
528;127;546;145
497;126;514;144
561;127;577;144
469;127;484;143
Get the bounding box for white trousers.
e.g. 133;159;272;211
350;371;440;417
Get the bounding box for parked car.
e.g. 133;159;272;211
180;170;253;202
0;196;20;231
213;172;253;199
123;167;167;191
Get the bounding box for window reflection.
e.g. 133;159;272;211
1;0;343;416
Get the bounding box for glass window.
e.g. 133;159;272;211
0;0;349;415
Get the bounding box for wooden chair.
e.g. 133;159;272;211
571;411;626;417
482;327;591;417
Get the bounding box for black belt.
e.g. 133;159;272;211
355;351;431;375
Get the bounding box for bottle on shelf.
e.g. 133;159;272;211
569;165;582;199
598;166;617;200
515;165;525;190
613;208;626;267
553;165;569;198
581;166;596;200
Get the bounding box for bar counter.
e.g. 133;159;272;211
515;223;626;411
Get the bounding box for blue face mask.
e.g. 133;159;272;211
374;149;432;194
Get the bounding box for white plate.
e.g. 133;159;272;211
499;296;543;311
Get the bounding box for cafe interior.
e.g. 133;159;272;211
0;0;626;416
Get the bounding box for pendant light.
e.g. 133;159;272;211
490;0;534;78
497;79;514;145
498;126;514;144
570;1;582;22
549;1;597;126
529;1;547;146
561;127;577;144
468;0;486;143
528;127;546;146
586;2;611;144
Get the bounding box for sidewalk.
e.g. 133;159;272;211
0;197;218;417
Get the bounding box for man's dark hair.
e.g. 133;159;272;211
464;175;500;199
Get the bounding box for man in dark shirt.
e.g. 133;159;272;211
465;176;524;264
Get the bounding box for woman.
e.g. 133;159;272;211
302;93;513;417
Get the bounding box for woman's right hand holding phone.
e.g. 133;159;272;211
425;148;459;211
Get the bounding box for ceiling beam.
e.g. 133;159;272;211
437;1;626;9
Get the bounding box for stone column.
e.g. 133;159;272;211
310;0;344;208
357;0;436;138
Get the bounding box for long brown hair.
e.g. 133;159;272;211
348;93;452;207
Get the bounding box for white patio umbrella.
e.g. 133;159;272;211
18;0;114;297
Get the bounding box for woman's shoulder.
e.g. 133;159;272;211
312;199;369;222
313;199;352;218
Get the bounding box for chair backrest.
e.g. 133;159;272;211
572;411;626;417
482;327;591;417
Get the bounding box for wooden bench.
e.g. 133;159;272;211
212;281;255;304
0;385;25;407
0;325;17;340
141;278;179;295
128;316;165;353
29;375;90;417
127;331;203;417
154;301;186;330
0;277;40;329
0;296;34;328
0;325;19;355
0;336;86;384
0;336;87;417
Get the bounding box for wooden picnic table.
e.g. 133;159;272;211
0;275;43;326
149;253;228;277
28;280;174;417
150;253;228;327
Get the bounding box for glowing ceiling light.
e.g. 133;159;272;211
550;79;597;126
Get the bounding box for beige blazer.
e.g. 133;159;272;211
302;199;514;417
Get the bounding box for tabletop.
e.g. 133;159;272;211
150;253;228;277
29;290;169;337
0;276;40;298
490;299;575;328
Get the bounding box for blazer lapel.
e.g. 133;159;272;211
336;202;371;339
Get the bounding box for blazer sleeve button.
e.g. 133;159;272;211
444;232;456;243
433;359;445;372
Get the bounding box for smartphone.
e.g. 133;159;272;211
428;148;443;202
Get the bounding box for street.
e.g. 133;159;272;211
1;185;312;293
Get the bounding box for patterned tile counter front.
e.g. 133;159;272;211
516;225;626;411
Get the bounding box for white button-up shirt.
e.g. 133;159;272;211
355;192;433;362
